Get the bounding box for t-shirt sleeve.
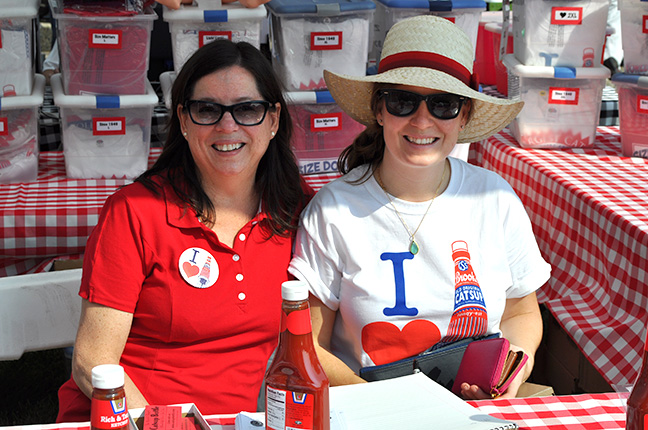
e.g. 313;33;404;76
288;192;343;311
80;188;148;314
501;182;552;298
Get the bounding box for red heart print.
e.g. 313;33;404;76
182;261;200;277
362;320;441;366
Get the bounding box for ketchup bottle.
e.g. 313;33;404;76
627;330;648;429
265;280;330;430
91;364;129;430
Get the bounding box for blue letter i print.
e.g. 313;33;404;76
381;252;418;316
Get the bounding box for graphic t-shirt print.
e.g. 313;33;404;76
361;241;488;365
178;247;219;288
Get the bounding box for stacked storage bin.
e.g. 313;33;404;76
503;0;611;148
266;0;373;175
610;0;648;158
162;2;267;72
49;0;158;179
0;74;45;183
0;0;39;97
370;0;487;68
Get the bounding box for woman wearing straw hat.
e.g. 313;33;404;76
288;15;551;400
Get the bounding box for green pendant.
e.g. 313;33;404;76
409;240;419;255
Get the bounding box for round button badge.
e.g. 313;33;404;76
178;247;219;289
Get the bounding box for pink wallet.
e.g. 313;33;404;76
451;337;528;398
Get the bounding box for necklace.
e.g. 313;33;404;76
374;162;447;255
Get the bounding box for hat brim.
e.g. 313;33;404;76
324;68;523;144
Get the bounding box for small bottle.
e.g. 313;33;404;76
265;280;330;430
91;364;129;430
626;331;648;429
441;240;488;343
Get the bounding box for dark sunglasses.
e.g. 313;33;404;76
379;89;467;120
184;100;274;126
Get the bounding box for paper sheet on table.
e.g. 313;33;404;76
236;373;517;430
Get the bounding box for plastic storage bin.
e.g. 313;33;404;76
49;0;157;95
163;3;267;72
475;11;507;86
0;73;44;183
611;73;648;158
619;1;648;75
512;0;609;67
286;90;365;175
266;0;375;91
503;54;609;148
51;73;157;179
0;1;38;97
484;22;514;96
370;0;486;66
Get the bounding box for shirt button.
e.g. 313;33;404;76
238;292;246;301
238;233;246;242
236;273;244;282
232;254;240;262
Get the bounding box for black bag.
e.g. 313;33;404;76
359;333;500;391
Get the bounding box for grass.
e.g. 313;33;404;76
0;348;71;426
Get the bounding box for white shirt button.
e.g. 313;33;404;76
232;254;240;262
238;233;246;242
236;273;244;282
238;292;246;301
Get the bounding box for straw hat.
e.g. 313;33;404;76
323;15;523;143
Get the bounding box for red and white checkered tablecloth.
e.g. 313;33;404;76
470;126;648;387
468;392;627;430
0;150;340;277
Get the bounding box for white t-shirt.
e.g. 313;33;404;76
288;157;551;373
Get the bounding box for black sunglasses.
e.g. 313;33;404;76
184;100;274;126
379;89;467;120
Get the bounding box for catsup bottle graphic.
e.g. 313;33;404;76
441;240;488;343
265;280;330;430
626;331;648;429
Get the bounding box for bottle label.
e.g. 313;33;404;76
281;308;312;336
91;398;129;430
266;386;314;430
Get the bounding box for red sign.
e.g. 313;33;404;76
310;32;343;50
93;117;126;136
310;112;342;132
199;31;232;47
88;29;123;49
548;87;580;105
637;95;648;114
550;7;583;25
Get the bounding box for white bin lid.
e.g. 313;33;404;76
502;54;611;79
51;74;159;108
49;0;158;22
285;90;336;105
373;0;485;9
0;74;45;111
163;3;267;22
0;0;38;18
611;73;648;89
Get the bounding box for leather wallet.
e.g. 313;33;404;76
451;337;528;398
359;333;499;391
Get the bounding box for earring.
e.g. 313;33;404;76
460;124;465;130
271;131;276;137
183;131;188;137
377;119;383;126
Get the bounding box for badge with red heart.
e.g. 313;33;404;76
361;320;441;366
178;247;219;288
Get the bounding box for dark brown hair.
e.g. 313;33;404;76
137;40;305;237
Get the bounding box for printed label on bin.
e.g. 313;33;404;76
93;117;126;136
550;7;583;25
310;32;343;50
637;95;648;114
548;87;580;105
299;158;338;175
643;16;648;33
310;113;342;132
0;118;7;136
632;144;648;159
443;17;456;23
199;31;232;47
89;29;123;49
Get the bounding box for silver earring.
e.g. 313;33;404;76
271;131;276;137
